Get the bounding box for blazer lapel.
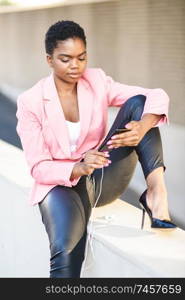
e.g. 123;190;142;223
43;73;71;157
42;72;94;157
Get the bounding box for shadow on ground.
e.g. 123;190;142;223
0;92;22;149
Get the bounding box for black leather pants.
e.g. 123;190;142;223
39;95;166;278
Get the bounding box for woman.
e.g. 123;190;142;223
16;20;176;278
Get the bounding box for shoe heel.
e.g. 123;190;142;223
141;208;145;230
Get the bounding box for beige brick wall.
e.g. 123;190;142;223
0;0;184;125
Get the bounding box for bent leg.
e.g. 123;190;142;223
92;95;165;206
124;95;166;179
39;185;87;278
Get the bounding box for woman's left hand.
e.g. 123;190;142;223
107;120;147;149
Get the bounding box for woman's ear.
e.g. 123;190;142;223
46;54;53;68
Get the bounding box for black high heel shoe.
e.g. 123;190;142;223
139;189;177;229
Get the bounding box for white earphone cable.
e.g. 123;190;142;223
81;166;105;273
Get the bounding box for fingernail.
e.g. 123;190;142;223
105;153;110;157
108;160;112;163
107;141;112;145
105;163;109;167
111;136;117;139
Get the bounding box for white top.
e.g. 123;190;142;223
66;120;81;153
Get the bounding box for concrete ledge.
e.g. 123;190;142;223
1;139;185;278
81;199;185;277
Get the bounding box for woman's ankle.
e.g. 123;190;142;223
146;187;170;220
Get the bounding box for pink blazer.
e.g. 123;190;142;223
16;68;169;206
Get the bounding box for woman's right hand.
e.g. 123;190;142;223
82;149;111;174
70;150;111;180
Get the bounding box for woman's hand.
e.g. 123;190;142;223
106;113;163;150
107;120;147;149
83;149;111;171
70;150;111;180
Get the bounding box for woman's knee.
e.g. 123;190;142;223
50;231;87;278
120;94;146;122
49;245;74;278
124;94;146;109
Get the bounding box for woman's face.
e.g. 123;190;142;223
47;37;87;83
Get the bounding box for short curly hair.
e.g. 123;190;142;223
45;20;87;55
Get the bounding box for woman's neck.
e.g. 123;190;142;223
54;74;77;97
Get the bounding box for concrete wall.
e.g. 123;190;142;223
0;0;184;125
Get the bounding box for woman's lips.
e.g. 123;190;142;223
68;73;81;78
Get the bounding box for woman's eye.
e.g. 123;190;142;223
60;57;86;63
61;59;69;63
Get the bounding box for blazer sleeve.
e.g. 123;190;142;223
16;97;80;186
99;68;170;126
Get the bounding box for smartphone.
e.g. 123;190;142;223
115;128;131;134
98;127;131;152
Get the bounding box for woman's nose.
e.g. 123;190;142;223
70;59;79;68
